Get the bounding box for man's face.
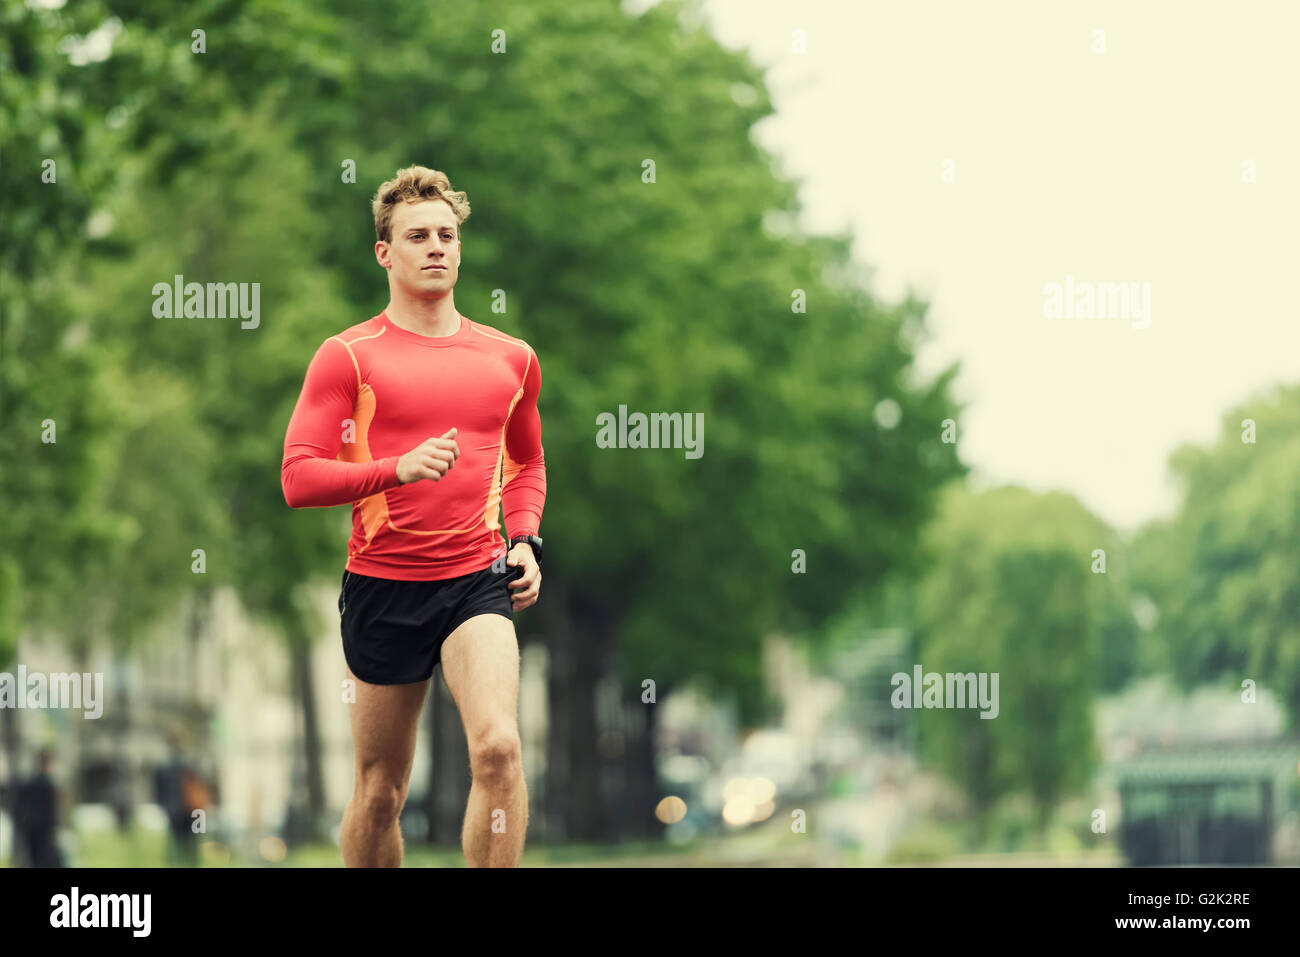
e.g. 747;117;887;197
377;198;460;298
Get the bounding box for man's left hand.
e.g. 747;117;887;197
506;542;541;611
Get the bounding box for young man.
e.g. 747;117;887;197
280;166;545;867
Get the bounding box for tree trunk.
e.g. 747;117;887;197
576;594;620;841
66;639;91;810
539;578;575;842
111;641;133;834
428;671;469;845
0;704;19;864
623;690;663;840
1034;797;1054;846
287;624;325;842
541;581;614;843
423;687;438;844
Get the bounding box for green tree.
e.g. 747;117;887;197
12;0;970;848
1131;382;1300;728
0;0;150;819
103;0;969;840
913;484;1131;841
65;102;361;840
6;0;355;837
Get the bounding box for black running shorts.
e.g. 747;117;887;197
339;558;523;685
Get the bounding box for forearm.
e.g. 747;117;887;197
281;454;403;508
501;456;546;537
281;337;406;509
501;347;546;537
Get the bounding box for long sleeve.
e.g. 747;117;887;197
500;346;546;538
281;337;403;508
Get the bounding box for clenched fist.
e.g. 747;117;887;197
396;428;460;483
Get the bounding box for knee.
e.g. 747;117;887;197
469;727;522;786
354;774;406;828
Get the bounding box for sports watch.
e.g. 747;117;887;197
508;534;543;565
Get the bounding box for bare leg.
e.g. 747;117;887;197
340;666;429;867
462;740;529;867
439;614;528;867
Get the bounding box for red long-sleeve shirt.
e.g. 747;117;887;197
281;309;546;580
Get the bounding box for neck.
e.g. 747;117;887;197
384;292;460;337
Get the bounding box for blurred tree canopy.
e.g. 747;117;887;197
8;0;1292;849
910;484;1136;838
5;0;964;840
1130;383;1300;731
1;0;125;662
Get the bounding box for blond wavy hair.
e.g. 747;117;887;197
371;165;471;243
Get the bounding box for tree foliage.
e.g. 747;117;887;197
1131;383;1300;729
912;484;1134;831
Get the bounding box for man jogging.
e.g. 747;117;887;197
281;165;545;868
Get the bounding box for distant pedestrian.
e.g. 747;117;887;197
154;731;206;866
15;749;63;868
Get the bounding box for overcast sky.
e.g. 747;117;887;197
694;0;1300;533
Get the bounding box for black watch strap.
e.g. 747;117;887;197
509;534;543;564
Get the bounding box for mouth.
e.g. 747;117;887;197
422;264;447;272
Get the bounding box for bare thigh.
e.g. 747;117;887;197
439;614;521;746
346;665;429;789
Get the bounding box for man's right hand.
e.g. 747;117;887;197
396;428;460;483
